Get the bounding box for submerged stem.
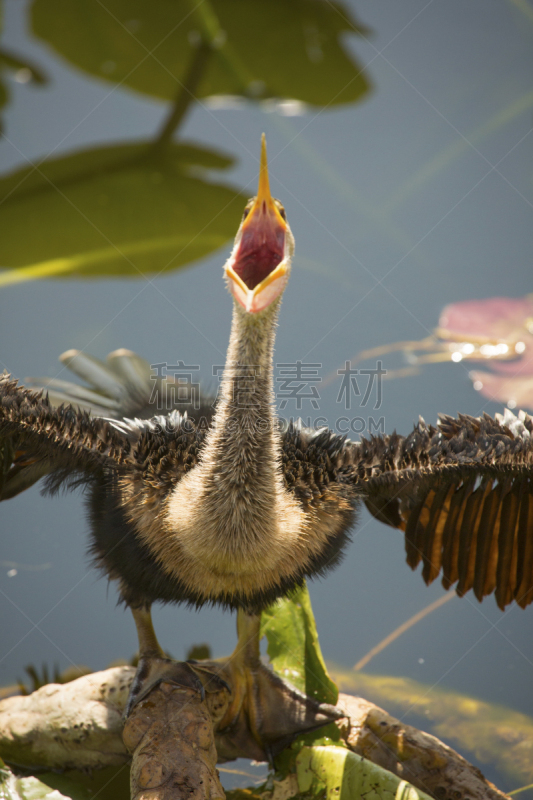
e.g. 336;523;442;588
153;40;212;152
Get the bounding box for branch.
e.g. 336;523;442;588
0;667;132;770
336;694;509;800
0;668;511;800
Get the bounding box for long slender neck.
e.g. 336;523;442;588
202;300;281;492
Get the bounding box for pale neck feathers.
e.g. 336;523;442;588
164;300;306;575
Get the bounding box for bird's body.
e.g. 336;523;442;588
97;418;356;611
2;367;533;612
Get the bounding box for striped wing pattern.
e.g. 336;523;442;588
351;410;533;609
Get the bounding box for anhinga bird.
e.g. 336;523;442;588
1;137;533;751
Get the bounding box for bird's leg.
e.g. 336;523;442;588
209;611;344;763
126;608;343;759
125;605;207;717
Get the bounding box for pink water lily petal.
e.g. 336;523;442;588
487;343;533;375
470;370;533;411
438;295;533;343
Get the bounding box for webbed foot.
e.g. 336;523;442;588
127;605;343;762
199;612;345;763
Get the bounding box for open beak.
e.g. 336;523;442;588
225;135;289;314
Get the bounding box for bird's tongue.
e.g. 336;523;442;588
232;217;285;290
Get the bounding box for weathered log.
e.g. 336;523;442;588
0;667;511;800
331;667;533;788
0;667;133;770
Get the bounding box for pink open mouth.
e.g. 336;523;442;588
232;205;286;290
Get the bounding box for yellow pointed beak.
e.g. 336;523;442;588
242;134;287;233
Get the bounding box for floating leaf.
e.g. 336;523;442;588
0;141;246;283
438;295;533;410
36;766;130;800
469;370;533;411
260;583;338;707
339;294;533;411
31;0;370;108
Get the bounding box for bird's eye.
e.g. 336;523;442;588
242;208;250;221
279;208;286;220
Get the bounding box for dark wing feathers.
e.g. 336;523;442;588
124;412;206;494
345;410;533;609
1;348;215;500
0;374;203;500
281;423;348;505
0;374;133;494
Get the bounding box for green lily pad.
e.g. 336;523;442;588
31;0;370;107
36;766;130;800
0;141;246;283
260;583;338;707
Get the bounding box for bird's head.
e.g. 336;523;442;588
225;135;294;314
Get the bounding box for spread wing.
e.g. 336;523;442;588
345;409;533;609
0;373;203;499
0;374;133;493
0;349;215;500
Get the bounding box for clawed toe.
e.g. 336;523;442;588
125;656;206;717
186;660;231;695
